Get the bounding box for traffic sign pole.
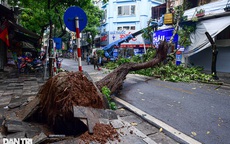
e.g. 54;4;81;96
53;42;57;75
64;6;87;72
75;17;82;71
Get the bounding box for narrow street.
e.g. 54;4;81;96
62;58;230;144
119;75;230;144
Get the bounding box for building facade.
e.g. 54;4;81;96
182;0;230;73
98;0;164;57
154;0;230;73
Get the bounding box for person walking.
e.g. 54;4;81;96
86;54;90;65
93;51;100;70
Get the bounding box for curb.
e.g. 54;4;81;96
113;97;202;144
219;84;230;90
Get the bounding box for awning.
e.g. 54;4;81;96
21;41;37;53
183;0;227;20
119;44;152;48
8;20;40;39
184;15;230;57
14;31;39;44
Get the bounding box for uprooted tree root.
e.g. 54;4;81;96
32;71;107;134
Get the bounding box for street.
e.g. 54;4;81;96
62;58;230;144
120;75;230;144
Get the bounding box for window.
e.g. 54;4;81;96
117;27;122;30
118;5;135;16
101;9;107;23
117;26;136;30
123;26;129;30
118;7;122;15
152;4;166;20
123;6;129;15
104;9;107;19
131;5;135;15
130;26;135;30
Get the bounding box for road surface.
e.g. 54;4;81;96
61;58;230;144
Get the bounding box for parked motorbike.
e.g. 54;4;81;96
18;57;43;73
57;58;63;69
26;58;43;73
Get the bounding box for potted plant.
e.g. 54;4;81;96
196;9;205;17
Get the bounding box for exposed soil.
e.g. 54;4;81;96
79;123;120;144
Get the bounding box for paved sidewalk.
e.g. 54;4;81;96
0;65;178;144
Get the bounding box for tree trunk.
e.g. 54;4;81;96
205;32;219;80
48;0;53;78
96;40;168;94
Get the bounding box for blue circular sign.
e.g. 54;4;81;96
64;6;87;32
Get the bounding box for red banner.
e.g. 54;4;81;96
0;27;10;47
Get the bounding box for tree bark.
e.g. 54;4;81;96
96;40;168;94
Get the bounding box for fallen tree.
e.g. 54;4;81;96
15;5;186;144
95;6;182;94
96;40;169;94
22;40;169;136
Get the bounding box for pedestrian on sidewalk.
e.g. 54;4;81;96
86;53;90;65
93;51;101;70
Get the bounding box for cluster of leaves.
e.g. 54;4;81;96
131;68;155;77
104;57;132;70
172;5;197;48
103;50;214;83
96;49;105;57
104;49;156;69
141;48;156;62
177;24;196;48
101;86;117;110
151;61;214;83
197;9;205;14
128;48;156;63
9;0;102;40
104;61;119;70
117;57;131;65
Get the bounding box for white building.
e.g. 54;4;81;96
98;0;164;57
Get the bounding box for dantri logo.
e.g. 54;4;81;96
3;138;32;144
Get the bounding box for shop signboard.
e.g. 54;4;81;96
152;28;178;48
53;37;62;50
109;30;143;44
134;48;145;55
100;31;109;46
